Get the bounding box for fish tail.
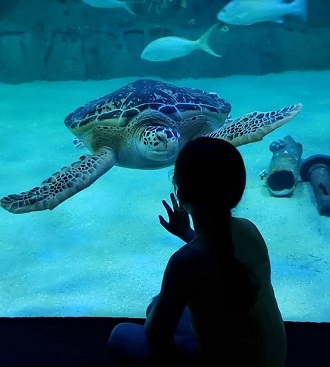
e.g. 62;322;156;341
197;23;222;58
293;0;307;21
122;1;136;15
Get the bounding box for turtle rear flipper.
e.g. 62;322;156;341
206;103;302;147
0;147;116;214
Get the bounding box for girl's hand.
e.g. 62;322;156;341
158;193;195;242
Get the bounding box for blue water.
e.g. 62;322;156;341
1;71;330;321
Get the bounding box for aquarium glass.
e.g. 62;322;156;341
0;0;329;321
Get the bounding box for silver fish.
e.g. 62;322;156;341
217;0;307;25
141;24;221;62
82;0;135;15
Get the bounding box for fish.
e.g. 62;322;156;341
217;0;307;26
140;24;222;62
81;0;135;15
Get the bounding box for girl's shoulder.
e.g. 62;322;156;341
231;217;270;263
164;244;209;289
172;243;204;261
232;217;263;237
168;243;208;271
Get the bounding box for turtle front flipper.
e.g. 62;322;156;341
0;147;116;214
206;103;302;147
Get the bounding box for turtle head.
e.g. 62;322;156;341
125;110;181;167
137;125;180;165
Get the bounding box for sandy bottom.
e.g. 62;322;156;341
0;71;330;321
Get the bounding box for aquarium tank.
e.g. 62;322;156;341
0;0;329;322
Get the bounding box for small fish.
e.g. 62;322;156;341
141;24;222;62
82;0;135;15
217;0;307;26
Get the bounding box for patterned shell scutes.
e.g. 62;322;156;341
64;79;231;130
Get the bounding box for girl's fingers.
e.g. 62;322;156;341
162;200;174;216
170;192;179;210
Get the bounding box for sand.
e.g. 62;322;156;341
0;71;329;321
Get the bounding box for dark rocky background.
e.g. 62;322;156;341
0;0;329;83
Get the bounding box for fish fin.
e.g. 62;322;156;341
122;1;136;15
196;23;222;58
294;0;308;21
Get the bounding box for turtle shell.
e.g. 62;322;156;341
64;79;231;130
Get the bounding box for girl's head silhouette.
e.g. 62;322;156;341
173;137;246;210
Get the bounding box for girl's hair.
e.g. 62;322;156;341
174;137;258;312
173;137;246;210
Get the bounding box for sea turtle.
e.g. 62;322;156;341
0;79;302;214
